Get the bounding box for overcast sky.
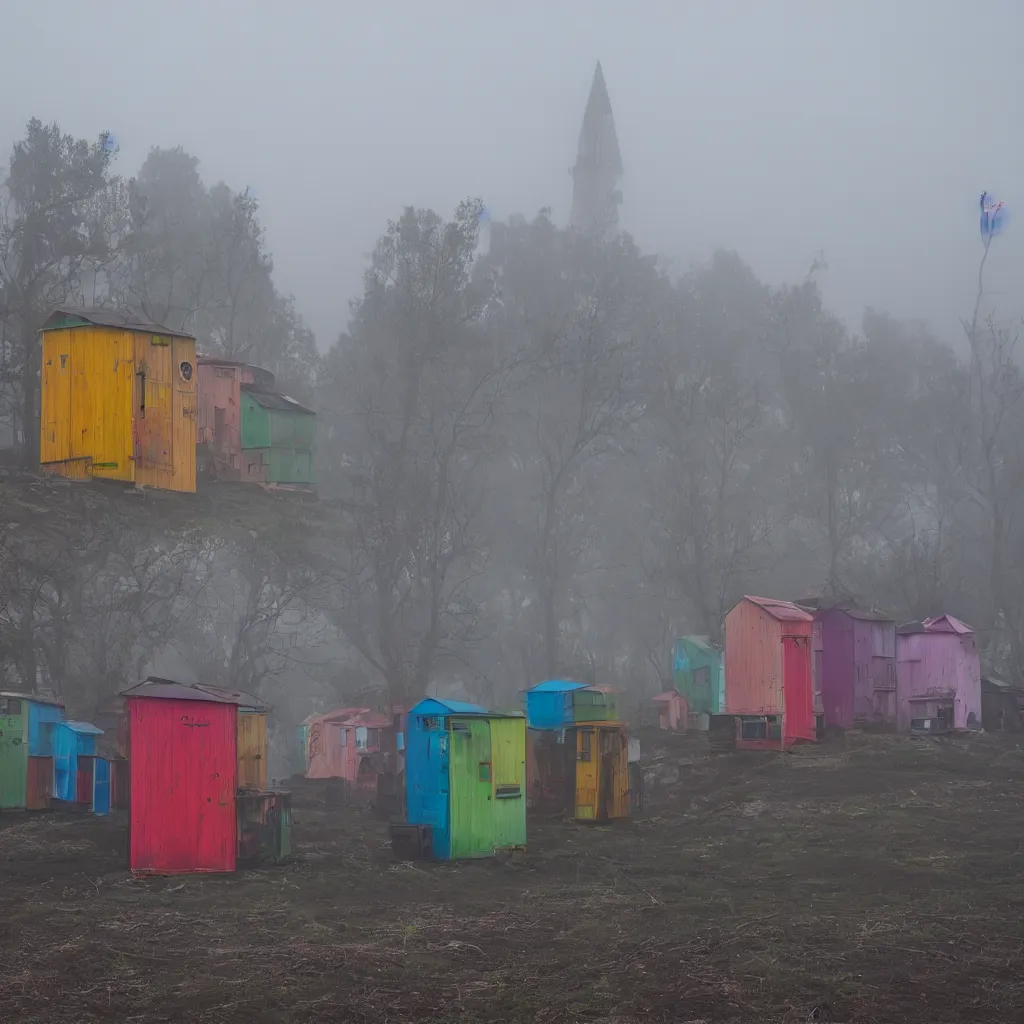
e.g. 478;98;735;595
4;0;1024;349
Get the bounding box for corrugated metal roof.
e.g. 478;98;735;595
0;691;64;707
923;614;974;635
120;679;243;705
527;679;590;693
190;682;267;711
40;305;195;339
803;598;893;622
742;595;814;623
898;615;975;636
61;721;104;735
241;384;315;416
410;697;493;717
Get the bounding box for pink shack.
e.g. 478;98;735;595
724;596;816;748
652;690;688;731
896;615;982;734
196;357;276;481
305;707;392;801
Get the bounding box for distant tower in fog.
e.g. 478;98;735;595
569;61;623;239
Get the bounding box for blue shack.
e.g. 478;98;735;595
0;692;65;810
524;679;618;729
53;721;103;805
393;698;527;861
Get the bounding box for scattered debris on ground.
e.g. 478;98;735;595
3;730;1023;1022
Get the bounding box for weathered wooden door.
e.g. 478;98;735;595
574;727;598;819
597;726;629;821
136;339;173;469
448;718;494;858
0;698;26;809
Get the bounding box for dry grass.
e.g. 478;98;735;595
3;730;1024;1022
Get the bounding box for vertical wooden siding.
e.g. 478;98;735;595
129;697;237;874
134;335;196;492
724;599;783;716
40;327;134;481
489;717;527;849
237;711;268;789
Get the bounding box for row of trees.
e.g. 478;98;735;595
321;205;1024;704
3;117;1023;728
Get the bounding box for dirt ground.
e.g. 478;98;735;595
3;730;1024;1023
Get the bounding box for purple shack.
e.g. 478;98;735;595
811;602;897;730
895;615;982;734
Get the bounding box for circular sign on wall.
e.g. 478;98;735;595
179;360;194;383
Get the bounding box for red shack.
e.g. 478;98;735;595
123;680;240;875
724;595;816;748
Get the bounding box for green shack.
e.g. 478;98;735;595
197;357;315;490
672;636;725;720
394;699;527;861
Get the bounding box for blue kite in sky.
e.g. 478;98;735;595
100;132;118;154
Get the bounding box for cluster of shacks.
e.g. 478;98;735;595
659;596;985;745
370;682;638;861
122;678;291;875
37;306;316;495
0;692;119;814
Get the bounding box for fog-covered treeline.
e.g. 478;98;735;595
3;119;1023;733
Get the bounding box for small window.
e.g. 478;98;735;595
478;762;491;783
60;354;68;370
741;718;767;740
2;698;22;716
340;730;348;748
365;728;380;748
420;716;441;731
495;784;521;799
451;720;471;734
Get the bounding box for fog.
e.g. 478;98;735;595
5;0;1023;347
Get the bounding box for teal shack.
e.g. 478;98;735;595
0;692;65;810
672;636;725;720
392;699;527;861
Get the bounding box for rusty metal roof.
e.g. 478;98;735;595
120;678;243;705
41;306;195;339
241;384;315;416
742;595;814;623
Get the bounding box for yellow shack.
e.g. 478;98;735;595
39;306;197;493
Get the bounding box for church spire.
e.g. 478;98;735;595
570;61;623;238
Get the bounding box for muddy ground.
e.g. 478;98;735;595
2;730;1024;1023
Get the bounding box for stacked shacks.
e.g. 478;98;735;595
803;600;898;730
721;596;816;749
392;698;526;860
523;680;630;822
671;636;725;729
0;692;65;811
895;616;982;734
121;678;291;875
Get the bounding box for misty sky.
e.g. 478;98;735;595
5;0;1024;350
